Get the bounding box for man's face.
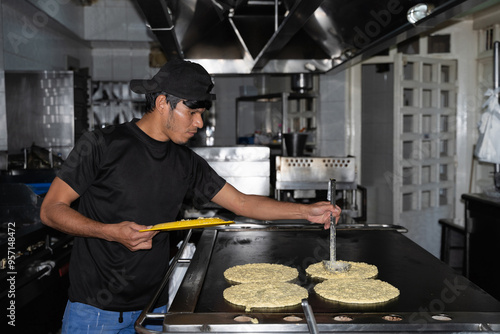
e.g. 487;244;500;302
164;100;205;144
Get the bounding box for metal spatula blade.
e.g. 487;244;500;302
323;179;351;273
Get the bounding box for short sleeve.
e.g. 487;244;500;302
57;130;104;196
188;153;226;207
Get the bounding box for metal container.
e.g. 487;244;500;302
192;146;270;196
283;133;308;157
276;156;357;190
291;73;313;93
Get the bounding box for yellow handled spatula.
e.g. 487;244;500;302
139;217;234;232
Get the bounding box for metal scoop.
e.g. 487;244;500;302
323;179;351;273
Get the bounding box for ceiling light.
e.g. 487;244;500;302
407;3;435;24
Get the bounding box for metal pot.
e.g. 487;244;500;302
291;73;313;93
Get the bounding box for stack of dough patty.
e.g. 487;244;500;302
223;263;308;312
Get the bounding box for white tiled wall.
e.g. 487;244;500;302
83;0;151;42
92;48;151;81
26;0;86;38
1;0;152;78
318;70;347;156
1;0;92;71
211;76;255;145
361;64;395;226
0;1;7;153
83;0;154;81
0;75;6;153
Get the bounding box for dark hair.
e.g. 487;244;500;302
144;92;212;113
183;99;213;110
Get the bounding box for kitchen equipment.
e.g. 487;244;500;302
323;179;351;273
235;92;319;155
0;183;73;333
292;73;313;93
301;299;319;334
139;218;234;232
462;193;500;301
5;70;89;161
191;146;270;197
274;156;366;222
283;133;308;157
275;156;356;192
135;223;500;333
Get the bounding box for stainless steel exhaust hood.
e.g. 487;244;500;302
134;0;491;74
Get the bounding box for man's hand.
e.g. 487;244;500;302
105;221;159;251
304;201;342;229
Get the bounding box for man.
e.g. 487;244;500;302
40;58;340;333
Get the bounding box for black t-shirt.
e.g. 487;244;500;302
58;119;226;311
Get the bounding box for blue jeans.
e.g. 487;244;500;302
61;301;166;334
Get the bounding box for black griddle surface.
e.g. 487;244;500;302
172;228;500;315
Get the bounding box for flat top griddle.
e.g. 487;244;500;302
136;225;500;333
170;226;500;315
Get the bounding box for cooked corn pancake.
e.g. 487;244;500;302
224;263;298;283
314;278;400;304
306;261;378;280
223;282;308;311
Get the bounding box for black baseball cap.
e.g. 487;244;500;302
129;59;216;101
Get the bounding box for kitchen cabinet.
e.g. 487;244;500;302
439;218;465;274
462;193;500;301
235;91;318;155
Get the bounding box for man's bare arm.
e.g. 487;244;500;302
40;177;157;251
211;183;340;228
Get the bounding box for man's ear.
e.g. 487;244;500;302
155;94;169;113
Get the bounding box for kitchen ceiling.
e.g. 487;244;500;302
135;0;496;74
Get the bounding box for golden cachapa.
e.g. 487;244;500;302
223;282;308;312
314;278;400;304
224;263;299;284
306;261;378;280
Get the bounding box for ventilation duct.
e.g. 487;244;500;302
134;0;491;74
